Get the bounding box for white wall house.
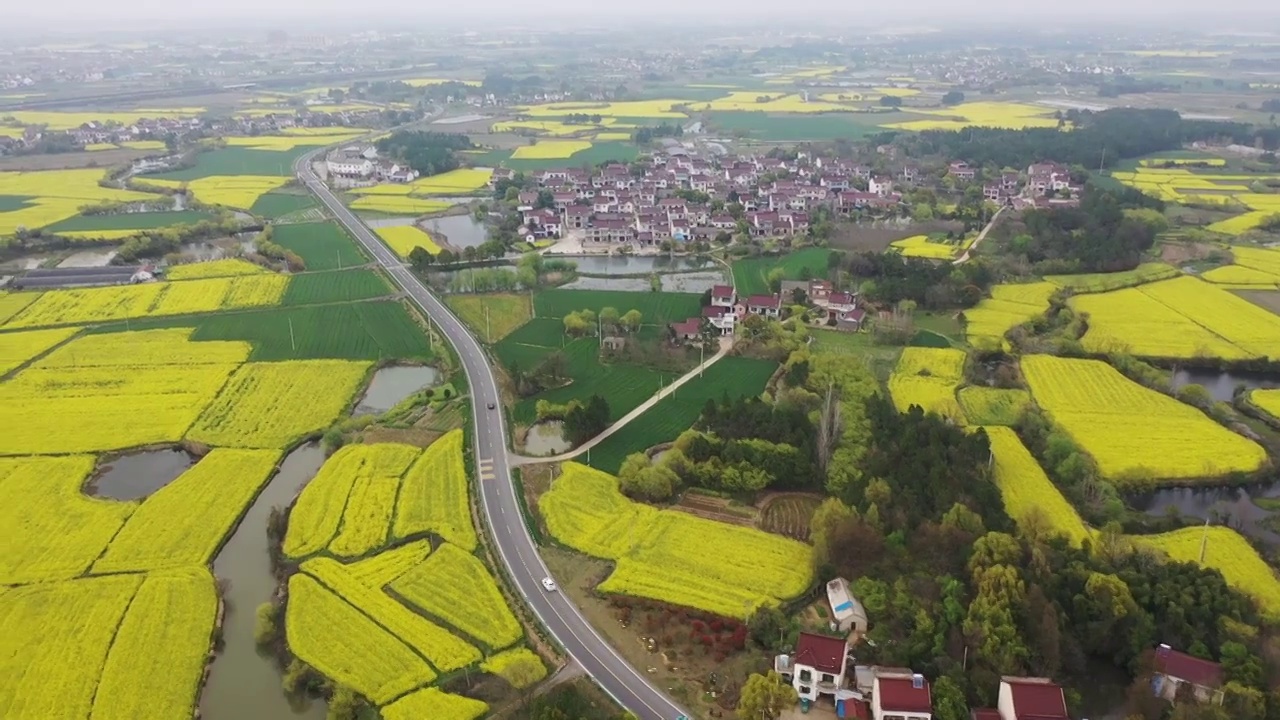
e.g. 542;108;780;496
996;677;1070;720
784;632;850;703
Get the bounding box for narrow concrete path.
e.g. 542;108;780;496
511;337;732;465
953;205;1007;265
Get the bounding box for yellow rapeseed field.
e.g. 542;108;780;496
491;120;598;137
1229;246;1280;276
1200;264;1280;287
381;689;488;720
165;258;268;280
986;426;1093;547
118;140;167;150
890;234;967;260
389;542;522;650
187;360;371;448
964;281;1055;348
0;455;132;584
0;292;40;324
0;168;159;235
349;196;453;214
1021;354;1266;485
958;387;1030;426
517;100;689;119
1137;527;1280;621
882;101;1062;131
480;649;547;689
393;430;476;551
376;226;441;257
31;327;250;367
408;168;493;195
3;109;201;130
1249;389;1280;420
510;140;592;159
540;462;811;618
0;325;80;374
887;347;967;422
224;134;363;151
4;275;287;329
696;92;860;114
94;449;283;573
138;175;291;209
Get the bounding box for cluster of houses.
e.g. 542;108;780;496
324;144;418;187
667;279;866;342
773;579;1230;720
494;148;1084;247
0;107;385;157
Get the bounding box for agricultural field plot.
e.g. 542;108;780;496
393;430;476;551
1201;264;1280;287
0;329;248;455
31;327;250;368
0;292;39;324
481;649;547;689
0;455;131;584
2;109;201;130
731;248;833;296
350;195;453;215
1108;166;1280;233
90;568;218;720
280;268;391;305
286;574;438;705
1045;263;1179;293
187;359;370;448
390;543;522;651
0;325;80;375
1248;389;1280;421
880;101;1064;131
985;427;1092;547
758;494;823;540
957;387;1030;426
41;210;215;235
381;688;488;720
0;574;143;718
446;293;532;343
584;357;778;475
93;449;282;573
376;225;442;257
0;168;160;236
533;288;703;323
301;557;482;672
963;282;1055;347
889;234;971;260
480;141;640;171
540;463;812;618
1021;354;1266;485
328;445;421;559
2;275;288;329
1228;246;1280;277
407;168;493;195
283;443;419;559
269;221;367;270
887;347;967;422
1067;276;1280;360
510;140;593;159
516;99;690;119
512;338;665;425
92;301;434;362
165;258;267;280
138;175;292;210
1137;527;1280;621
146;147;312;181
250;191;318;219
223;134;363;151
347;540;433;587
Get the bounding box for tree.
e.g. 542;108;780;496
767;267;787;293
563;394;610;445
737;671;798;720
620;309;643;333
932;676;969;720
599;306;620;331
747;606;789;650
880;95;903;108
942;90;965;106
563;311;589;337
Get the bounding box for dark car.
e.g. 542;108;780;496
487;402;496;410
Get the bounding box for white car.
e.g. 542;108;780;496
541;577;557;592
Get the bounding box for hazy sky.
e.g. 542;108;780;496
6;0;1280;30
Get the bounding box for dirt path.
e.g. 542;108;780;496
953;206;1006;265
509;337;732;465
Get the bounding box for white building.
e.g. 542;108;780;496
826;577;868;635
326;145;378;177
777;632;850;703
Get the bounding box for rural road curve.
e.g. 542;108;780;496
512;340;731;466
295;149;690;720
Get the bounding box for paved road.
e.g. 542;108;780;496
294;151;688;720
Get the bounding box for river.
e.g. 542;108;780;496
1132;481;1280;546
199;443;327;720
1171;367;1280;402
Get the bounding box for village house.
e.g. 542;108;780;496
826;577;868;635
668;317;702;342
711;284;736;309
1026;162;1072;196
745;293;782;319
949;161;978;182
781;632;851;703
873;670;932;720
701;305;735;335
1152;644;1225;705
994;677;1070;720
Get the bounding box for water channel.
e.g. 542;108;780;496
353;365;440;416
89;448;193;500
568;255;718;275
199;442;327;720
1172;367;1280;402
423;214;488;249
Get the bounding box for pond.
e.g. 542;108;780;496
569;255;718;275
1131;481;1280;546
178;235;257;262
88;448;193;500
423;214;488;249
559;276;654;291
353;365;440;416
524;421;572;456
1172;367;1280;402
200;442;327;720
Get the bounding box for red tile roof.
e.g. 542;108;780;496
793;632;846;675
702;306;727;318
877;675;931;713
712;284;734;298
846;698;870;720
971;710;1001;720
1004;677;1069;719
669;318;701;336
747;294;780;309
1154;645;1224;689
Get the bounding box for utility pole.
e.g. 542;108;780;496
485;304;491;343
288;318;297;353
1199;516;1211;564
